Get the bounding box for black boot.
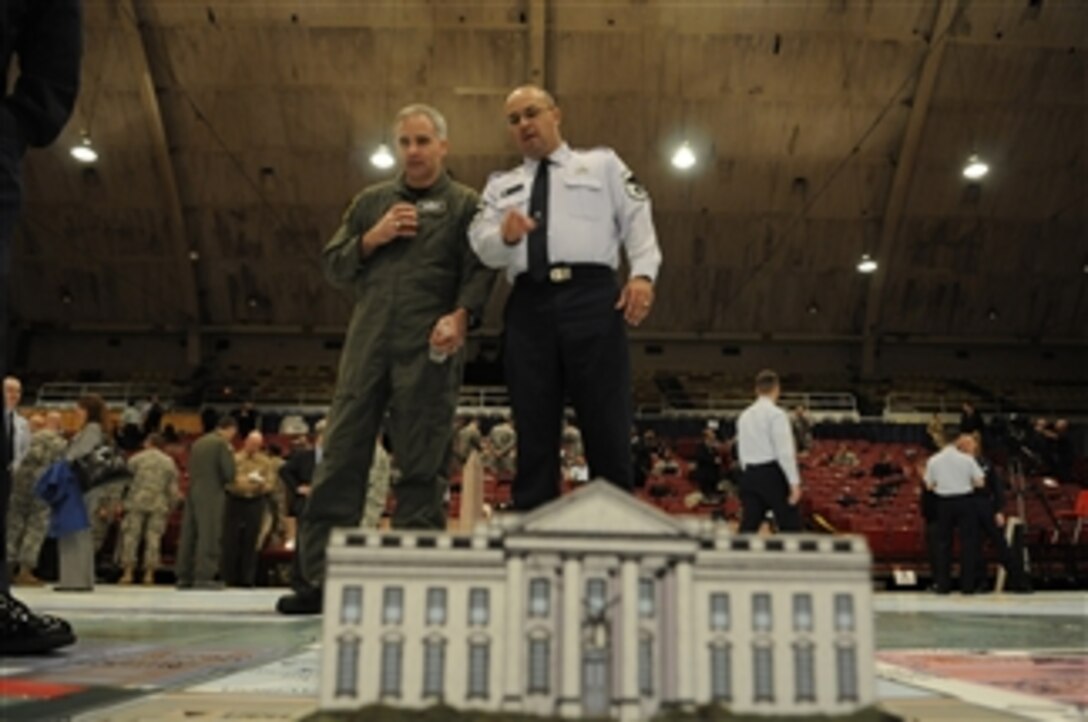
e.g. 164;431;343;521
0;592;76;654
276;585;323;615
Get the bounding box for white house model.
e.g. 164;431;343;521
320;481;874;720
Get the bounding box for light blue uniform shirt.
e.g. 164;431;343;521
469;143;662;283
736;396;801;488
924;445;984;497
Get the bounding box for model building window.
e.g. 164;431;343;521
527;637;551;694
752;593;772;633
380;639;403;698
340;586;362;625
426;587;447;626
422;638;445;698
753;645;774;702
709;592;730;631
334;635;359;698
638;578;655;618
834;593;855;632
528;578;551;618
709;643;732;701
792;593;813;633
467;641;490;699
468;587;490;626
836;645;858;701
382;586;404;626
793;642;816;702
586;578;607;616
638;633;654;696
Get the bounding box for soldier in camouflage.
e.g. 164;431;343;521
361;437;392;529
487;416;517;479
118;433;180;585
7;412;66;585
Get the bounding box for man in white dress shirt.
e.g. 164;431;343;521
924;434;985;594
735;370;802;532
470;85;662;511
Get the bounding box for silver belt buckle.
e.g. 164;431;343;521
549;266;572;283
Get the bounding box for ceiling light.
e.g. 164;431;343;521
70;134;98;163
188;249;200;261
671;142;696;170
986;306;999;321
807;302;819;315
962;154;989;180
857;254;878;274
369;143;395;170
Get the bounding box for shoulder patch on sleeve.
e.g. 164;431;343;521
624;173;649;201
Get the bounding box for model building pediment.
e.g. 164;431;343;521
513;481;692;538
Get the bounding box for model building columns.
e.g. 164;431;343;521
619;556;640;718
559;554;583;717
502;553;526;711
674;558;695;706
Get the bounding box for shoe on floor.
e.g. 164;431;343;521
0;592;76;655
276;587;323;615
13;567;44;586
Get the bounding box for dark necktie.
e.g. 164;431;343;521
527;158;550;282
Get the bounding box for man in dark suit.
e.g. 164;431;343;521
1;0;81;655
278;420;325;591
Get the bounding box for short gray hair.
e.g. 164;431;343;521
393;103;448;140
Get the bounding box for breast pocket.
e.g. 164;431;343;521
562;176;606;220
494;189;529;216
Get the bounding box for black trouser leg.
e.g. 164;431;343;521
559;280;632;490
957;499;980;592
739;464;798;533
935;499;956;592
504;283;564;510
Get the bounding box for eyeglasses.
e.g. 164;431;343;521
507;104;552;126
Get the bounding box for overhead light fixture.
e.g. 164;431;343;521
188;249;200;261
70;133;98;164
369;143;395;170
986;306;999;321
857;254;878;274
807;302;819;315
962;153;989;180
671;142;696;170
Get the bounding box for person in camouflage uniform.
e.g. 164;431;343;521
487;416;517;479
361;437;392;529
118;433;180;585
7;412;66;585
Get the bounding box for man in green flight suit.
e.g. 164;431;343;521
277;103;495;614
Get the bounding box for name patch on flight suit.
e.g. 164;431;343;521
416;199;447;215
500;183;525;198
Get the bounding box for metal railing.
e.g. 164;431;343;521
35;382;175;408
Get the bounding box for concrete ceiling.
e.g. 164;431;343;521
12;0;1088;367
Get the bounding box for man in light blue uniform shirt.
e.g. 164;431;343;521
925;435;985;594
470;85;662;510
735;370;802;532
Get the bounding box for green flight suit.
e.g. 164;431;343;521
300;171;495;586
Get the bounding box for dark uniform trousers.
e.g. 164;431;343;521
220;494;265;587
935;494;979;593
300;350;460;587
738;462;801;533
971;495;1026;590
504;266;632;510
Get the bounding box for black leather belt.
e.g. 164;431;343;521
518;263;615;285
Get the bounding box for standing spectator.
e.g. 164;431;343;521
221;431;276;588
1;0;81;654
926;413;946;450
57;394;109;591
925;434;985;594
959;401;985;435
175;417;237;589
469;85;661;511
790;405;813;454
735;370;802;533
278;420;324;591
118;400;143;450
487;416;517;479
693;426;723;501
200;406;219;434
7;411;65;586
278;103;495;617
233;401;260;438
560;418;584;469
957;434;1030;593
361;438;392;530
142;395;164;437
118;434;180;585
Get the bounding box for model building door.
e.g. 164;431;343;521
581;648;609;716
